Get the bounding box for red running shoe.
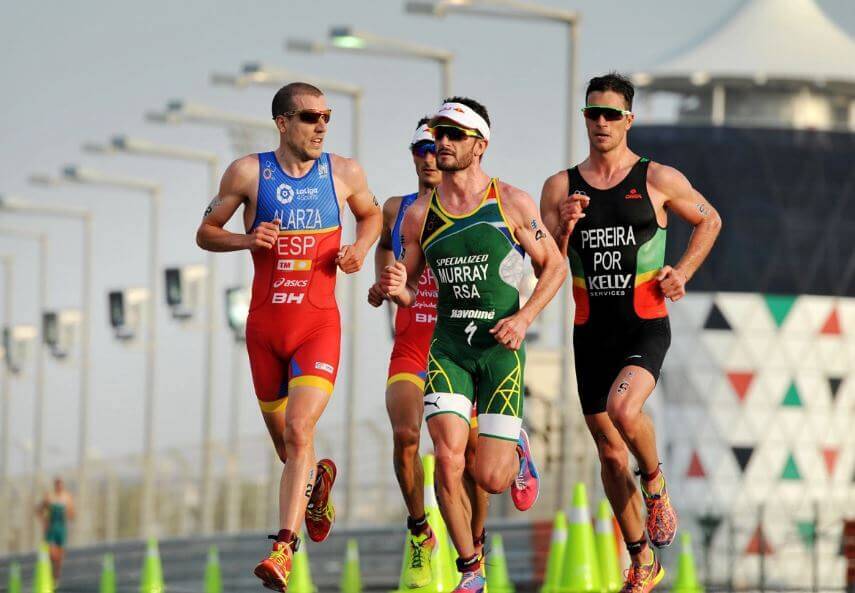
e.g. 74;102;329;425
510;429;540;511
305;458;337;542
254;538;294;592
642;473;678;547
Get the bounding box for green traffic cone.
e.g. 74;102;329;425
539;511;567;593
8;561;22;593
486;534;515;593
558;483;602;593
288;534;317;593
139;538;164;593
100;553;117;593
340;538;363;593
594;501;622;593
671;532;704;593
32;542;54;593
391;454;458;593
204;545;222;593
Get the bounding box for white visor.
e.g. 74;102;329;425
429;102;490;141
410;123;433;147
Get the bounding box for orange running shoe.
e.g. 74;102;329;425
642;473;678;547
305;458;337;542
620;554;665;593
254;537;295;592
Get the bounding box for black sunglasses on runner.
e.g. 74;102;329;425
279;109;332;124
429;124;482;142
581;105;632;121
411;141;437;158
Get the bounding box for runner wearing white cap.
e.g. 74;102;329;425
381;97;567;593
367;117;488;588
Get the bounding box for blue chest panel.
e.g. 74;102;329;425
253;152;340;232
392;192;418;259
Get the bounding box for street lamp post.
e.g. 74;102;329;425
30;167;162;536
0;252;13;553
286;28;454;100
0;228;47;546
0;194;93;544
146;100;275;533
405;0;582;506
212;63;365;522
82;137;222;535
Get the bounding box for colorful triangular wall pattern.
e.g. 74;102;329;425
745;524;774;555
820;308;841;335
703;303;731;330
764;294;796;328
828;377;843;402
732;446;754;474
821;448;839;478
781;453;802;480
727;372;754;403
686;451;706;478
781;382;802;407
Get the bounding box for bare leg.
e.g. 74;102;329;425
261;386;332;533
464;424;489;552
385;381;425;519
470;436;519;495
428;414;475;559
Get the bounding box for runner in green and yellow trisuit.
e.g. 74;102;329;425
381;97;566;593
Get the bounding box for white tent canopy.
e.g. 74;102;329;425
643;0;855;84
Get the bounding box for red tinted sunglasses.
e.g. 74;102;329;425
279;109;332;124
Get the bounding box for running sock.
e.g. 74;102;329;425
275;529;300;549
473;529;486;549
407;515;430;536
456;554;481;573
626;537;648;557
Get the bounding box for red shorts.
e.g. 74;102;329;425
246;309;341;413
387;338;429;391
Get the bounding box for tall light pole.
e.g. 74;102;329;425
286;28;453;100
0;228;47;545
405;0;582;506
2;193;94;544
31;167;162;535
82;137;222;534
212;62;365;522
146;100;274;533
0;252;13;553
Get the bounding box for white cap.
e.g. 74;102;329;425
410;123;433;147
429;102;490;141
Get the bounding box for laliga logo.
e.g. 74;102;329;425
276;183;295;205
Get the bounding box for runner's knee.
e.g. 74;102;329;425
606;400;639;437
284;414;315;452
392;424;421;453
597;437;629;474
473;464;510;494
434;448;465;487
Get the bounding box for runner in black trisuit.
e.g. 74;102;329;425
541;73;721;593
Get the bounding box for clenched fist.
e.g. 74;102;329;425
380;261;407;297
656;265;687;301
336;244;366;274
246;219;280;251
489;311;531;351
560;192;590;235
367;282;387;307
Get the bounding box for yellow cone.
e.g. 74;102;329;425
486;534;514;593
391;454;457;593
8;561;22;593
288;535;317;593
594;501;622;593
100;553;117;593
540;511;567;593
340;538;362;593
204;545;222;593
139;538;164;593
558;483;601;593
32;542;54;593
671;532;704;593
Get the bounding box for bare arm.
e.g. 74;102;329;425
380;199;428;308
197;156;259;252
368;197;401;309
491;186;568;350
334;156;382;273
540;170;589;260
649;163;722;300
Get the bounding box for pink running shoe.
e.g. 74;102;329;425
510;428;540;511
453;571;486;593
